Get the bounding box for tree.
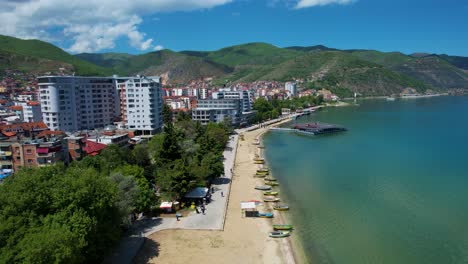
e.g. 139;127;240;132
162;104;173;125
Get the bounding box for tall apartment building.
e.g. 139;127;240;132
214;89;253;112
38;75;163;134
17;101;42;122
116;76;163;135
285;82;297;97
38;76;119;132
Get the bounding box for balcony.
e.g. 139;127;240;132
0;151;12;157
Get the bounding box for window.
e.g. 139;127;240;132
26;149;32;154
27;159;33;164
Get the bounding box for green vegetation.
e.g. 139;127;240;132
0;35;112;76
1;34;468;93
0;115;230;262
252;95;324;123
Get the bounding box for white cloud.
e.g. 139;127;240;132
154;45;164;51
295;0;354;8
0;0;232;53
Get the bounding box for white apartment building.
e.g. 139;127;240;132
285;82;297;96
116;76;163;134
38;75;163;134
215;89;253;113
38;76;119;132
17;101;42;122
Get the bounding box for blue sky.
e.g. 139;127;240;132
1;0;467;56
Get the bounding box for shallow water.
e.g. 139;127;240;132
263;96;468;264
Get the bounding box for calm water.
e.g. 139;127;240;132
263;96;468;264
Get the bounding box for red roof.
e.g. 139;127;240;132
1;131;16;137
37;130;66;138
83;140;107;155
27;101;40;106
0;121;48;132
10;106;23;111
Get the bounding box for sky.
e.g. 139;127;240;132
0;0;467;56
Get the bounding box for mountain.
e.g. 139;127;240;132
77;50;233;84
0;35;112;76
1;34;468;95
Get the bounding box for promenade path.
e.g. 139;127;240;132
103;135;238;264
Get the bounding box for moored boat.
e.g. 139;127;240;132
264;197;280;202
273;205;289;211
269;231;290;238
265;181;279;186
263;191;278;196
256;171;269;176
253;158;265;162
264;177;276;181
257;168;269;173
255;185;272;191
258;212;274;218
254;160;265;164
253;174;267;178
273;224;294;230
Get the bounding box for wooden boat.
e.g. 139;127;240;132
254;160;265;164
253;158;265;162
273;205;289;211
252;141;260;145
265;181;279;186
263;191;278;196
258;145;265;149
273;224;294;230
256;171;269;176
258;212;274;218
255;185;272;191
264;177;276;181
269;231;290;238
253;174;267;178
264;197;280;202
257;168;269;173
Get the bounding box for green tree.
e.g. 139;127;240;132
162;104;173;125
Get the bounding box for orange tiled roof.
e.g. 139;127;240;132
37;130;66;138
10;106;23;111
0;121;48;132
27;101;40;106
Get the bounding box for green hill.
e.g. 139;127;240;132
0;35;112;76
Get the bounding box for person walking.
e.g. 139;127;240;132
221;191;224;197
201;206;206;215
195;206;200;214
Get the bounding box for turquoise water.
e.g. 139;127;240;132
263;96;468;264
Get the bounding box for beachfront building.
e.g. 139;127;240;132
116;76;163;135
38;76;119;132
38;75;163;134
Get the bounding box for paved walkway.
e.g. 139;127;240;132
103;135;238;264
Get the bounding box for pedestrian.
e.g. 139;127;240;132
211;186;215;193
201;206;206;215
176;213;180;221
221;191;224;197
195;207;200;214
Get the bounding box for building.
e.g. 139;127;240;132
214;89;253;113
38;75;163;134
17;101;42;122
38;76;119;132
116;76;163;135
285;82;297;97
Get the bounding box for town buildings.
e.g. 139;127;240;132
285;82;297;97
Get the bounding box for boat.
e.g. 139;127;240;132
254;160;265;164
273;205;289;211
273;224;294;230
257;168;269;173
263;191;279;196
269;231;290;238
253;174;267;178
258;146;265;149
253;158;265;162
255;185;272;191
264;197;280;202
256;171;269;176
252;141;260;145
264;177;276;181
386;97;396;101
258;212;274;218
265;181;279;186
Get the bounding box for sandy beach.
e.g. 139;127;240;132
134;119;296;264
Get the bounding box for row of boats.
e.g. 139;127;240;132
252;163;293;238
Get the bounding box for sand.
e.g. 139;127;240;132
134;120;297;264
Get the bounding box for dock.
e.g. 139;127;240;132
269;122;347;135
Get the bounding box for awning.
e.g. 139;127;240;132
36;148;49;154
241;202;257;210
160;202;173;209
184;187;209;199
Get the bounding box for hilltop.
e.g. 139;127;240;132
1;34;468;95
